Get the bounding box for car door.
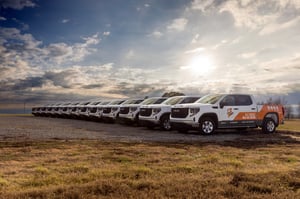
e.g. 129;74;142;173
218;95;257;128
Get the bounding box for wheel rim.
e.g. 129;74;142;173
266;120;275;132
202;121;214;134
163;118;171;130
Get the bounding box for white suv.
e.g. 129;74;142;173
139;96;201;130
118;98;146;124
119;97;167;125
89;100;111;121
101;99;127;122
78;100;102;119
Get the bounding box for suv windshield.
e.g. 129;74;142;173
110;100;125;105
179;97;200;104
163;97;184;105
196;94;223;104
122;99;144;105
91;101;101;105
141;98;167;105
100;101;110;105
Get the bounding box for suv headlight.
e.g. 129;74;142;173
130;107;138;112
152;108;161;115
189;108;200;116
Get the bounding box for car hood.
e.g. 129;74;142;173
172;103;212;109
140;104;170;109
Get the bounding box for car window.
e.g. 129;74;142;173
197;94;223;104
179;97;200;104
235;95;252;106
163;97;183;105
220;95;235;106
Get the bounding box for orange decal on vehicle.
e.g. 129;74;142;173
227;108;234;117
233;104;284;122
234;112;257;120
257;105;284;122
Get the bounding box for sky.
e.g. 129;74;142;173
1;0;300;108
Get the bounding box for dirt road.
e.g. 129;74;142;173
0;116;299;144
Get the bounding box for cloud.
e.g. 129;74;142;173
219;0;300;30
0;16;6;20
125;50;135;59
0;28;100;68
103;31;110;36
0;0;36;10
61;19;70;23
239;52;257;59
43;33;100;64
0;27;102;92
191;34;200;44
167;18;188;31
149;31;163;38
190;0;216;12
144;4;150;7
0;57;167;103
259;16;300;35
190;0;300;33
185;47;205;54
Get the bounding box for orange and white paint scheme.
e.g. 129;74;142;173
170;94;285;134
234;105;284;124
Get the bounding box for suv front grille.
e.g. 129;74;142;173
103;107;111;114
120;107;129;114
81;107;87;112
90;108;97;113
171;108;189;118
140;108;152;117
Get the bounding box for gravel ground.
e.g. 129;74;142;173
0;116;299;144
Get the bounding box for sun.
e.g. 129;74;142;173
187;54;214;74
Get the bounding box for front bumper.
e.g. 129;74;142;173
170;118;199;128
119;113;137;121
102;112;119;121
138;116;160;126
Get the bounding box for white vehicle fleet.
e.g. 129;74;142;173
78;100;102;119
101;99;127;122
119;97;168;125
139;96;201;130
89;100;111;121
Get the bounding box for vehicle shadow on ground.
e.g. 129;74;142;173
13;116;300;150
177;129;300;149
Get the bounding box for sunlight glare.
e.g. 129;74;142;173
187;55;214;75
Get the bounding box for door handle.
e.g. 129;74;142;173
251;108;256;110
233;108;239;110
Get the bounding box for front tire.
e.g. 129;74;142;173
262;118;276;133
199;117;216;135
160;115;172;131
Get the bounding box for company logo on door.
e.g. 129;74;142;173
227;108;234;117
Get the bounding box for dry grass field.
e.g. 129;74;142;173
0;116;299;198
278;119;300;132
0;140;299;198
